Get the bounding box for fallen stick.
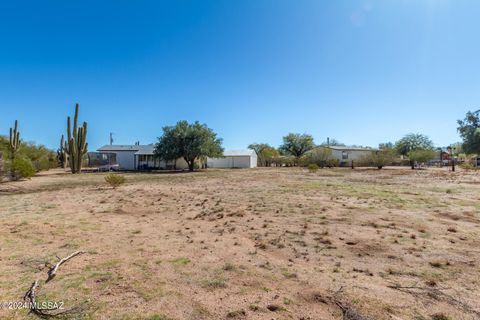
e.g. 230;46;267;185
24;280;54;318
332;286;371;320
388;283;480;317
23;251;87;318
46;251;85;283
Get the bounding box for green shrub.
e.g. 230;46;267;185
301;147;333;168
308;163;319;173
461;163;477;170
10;157;36;180
360;149;396;169
325;158;339;168
408;149;436;164
104;173;126;188
271;155;296;167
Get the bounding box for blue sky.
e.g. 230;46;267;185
0;0;478;150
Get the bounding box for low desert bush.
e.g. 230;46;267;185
360;149;396;169
105;173;126;188
325;158;339;168
10;157;36;180
308;163;319;173
461;163;477;171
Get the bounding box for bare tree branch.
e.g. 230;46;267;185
46;251;84;283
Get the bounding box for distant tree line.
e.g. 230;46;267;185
245;108;480;171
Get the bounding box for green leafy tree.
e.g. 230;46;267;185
395;133;434;169
260;146;280;167
248;143;279;166
379;142;394;149
279;133;315;164
154;125;182;169
155;121;223;171
457;110;480;155
408;149;436;166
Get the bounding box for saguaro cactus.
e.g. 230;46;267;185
65;104;88;173
9;120;20;160
57;134;69;169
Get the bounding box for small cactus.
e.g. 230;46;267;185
9;120;20;160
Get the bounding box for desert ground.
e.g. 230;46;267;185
0;167;479;320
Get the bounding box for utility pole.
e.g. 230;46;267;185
448;146;455;172
109;132;114;145
438;148;443;167
451;146;455;172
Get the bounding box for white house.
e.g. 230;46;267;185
207;149;257;168
96;144;191;170
96;145;257;170
97;145;143;170
327;146;374;166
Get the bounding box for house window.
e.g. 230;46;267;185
342;151;348;160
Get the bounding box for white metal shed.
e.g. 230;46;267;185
207;149;257;168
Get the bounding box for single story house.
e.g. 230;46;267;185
207;149;257;168
327;146;374;166
97;144;191;170
96;145;257;170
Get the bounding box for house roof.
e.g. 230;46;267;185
223;149;256;157
98;145;255;157
97;144;152;152
326;145;376;152
134;145;156;155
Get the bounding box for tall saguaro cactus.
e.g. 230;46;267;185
65;104;88;173
9;120;20;160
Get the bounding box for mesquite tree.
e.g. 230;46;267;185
279;133;315;165
65;104;88;173
457;110;480;155
395;133;434;169
155;121;223;171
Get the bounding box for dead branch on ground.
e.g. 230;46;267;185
23;251;87;318
387;283;480;317
332;286;371;320
46;251;84;283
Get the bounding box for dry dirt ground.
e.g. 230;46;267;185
0;167;480;320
